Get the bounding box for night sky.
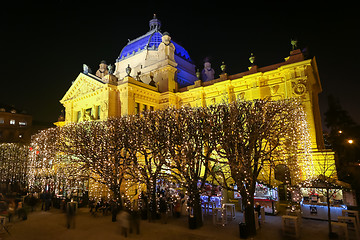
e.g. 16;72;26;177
2;1;359;128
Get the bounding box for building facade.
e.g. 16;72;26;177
59;16;335;183
0;104;32;144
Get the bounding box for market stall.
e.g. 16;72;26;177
300;187;347;221
234;182;279;215
200;183;223;210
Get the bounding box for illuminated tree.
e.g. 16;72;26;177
0;143;29;192
311;151;344;237
166;106;217;228
58;118;135;203
28;127;60;192
126;109;171;219
212;99;310;236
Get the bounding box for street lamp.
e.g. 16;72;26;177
347;139;354;144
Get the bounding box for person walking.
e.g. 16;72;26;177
119;209;130;237
129;209;140;235
66;200;76;229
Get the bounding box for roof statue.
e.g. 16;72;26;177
291;39;298;50
196;69;201;80
158;32;175;61
83;64;91;74
96;60;108;78
201;60;215;82
249;53;256;65
107;64;114;74
220;61;226;74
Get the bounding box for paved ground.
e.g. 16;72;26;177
0;207;337;240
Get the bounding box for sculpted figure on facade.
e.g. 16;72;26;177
96;60;109;78
158;32;175;61
201;60;215;81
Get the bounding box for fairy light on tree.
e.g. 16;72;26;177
58;118;135;205
211;98;312;236
126;109;172;219
0;143;28;192
27;96;314;235
166;105;218;229
28;127;60;192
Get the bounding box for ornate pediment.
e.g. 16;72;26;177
60;73;105;103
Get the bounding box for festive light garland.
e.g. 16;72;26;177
0;143;28;191
26;98;315;214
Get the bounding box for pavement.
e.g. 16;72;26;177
0;207;340;240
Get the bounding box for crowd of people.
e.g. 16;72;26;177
0;192;27;223
0;185;214;238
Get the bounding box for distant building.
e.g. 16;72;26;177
0;104;32;144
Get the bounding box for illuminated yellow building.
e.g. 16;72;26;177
59;16;335;184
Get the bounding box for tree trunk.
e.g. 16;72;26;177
193;190;203;228
188;182;203;229
241;187;256;237
112;184;122;209
148;180;157;221
327;188;333;235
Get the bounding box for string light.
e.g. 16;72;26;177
26;98;316;227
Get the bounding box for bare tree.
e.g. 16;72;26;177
0;143;29;192
310;151;345;237
166;106;217;228
58;119;135;204
28;127;60;192
126;110;170;219
212;98;309;236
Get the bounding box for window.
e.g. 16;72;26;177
10;119;15;125
97;105;101;119
0;118;4;124
143;104;147;112
135;103;140;114
86;108;92;116
19;121;27;126
150;106;154;111
77;111;81;122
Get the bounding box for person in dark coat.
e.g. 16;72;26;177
129;210;140;234
66;200;76;229
159;196;167;224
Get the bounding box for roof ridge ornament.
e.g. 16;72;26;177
291;39;298;50
249;53;255;65
149;14;161;31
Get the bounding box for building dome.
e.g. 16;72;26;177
116;16;192;63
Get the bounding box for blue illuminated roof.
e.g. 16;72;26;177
117;30;192;63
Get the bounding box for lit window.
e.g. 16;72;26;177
0;118;4;124
10;119;15;125
19;121;27;126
